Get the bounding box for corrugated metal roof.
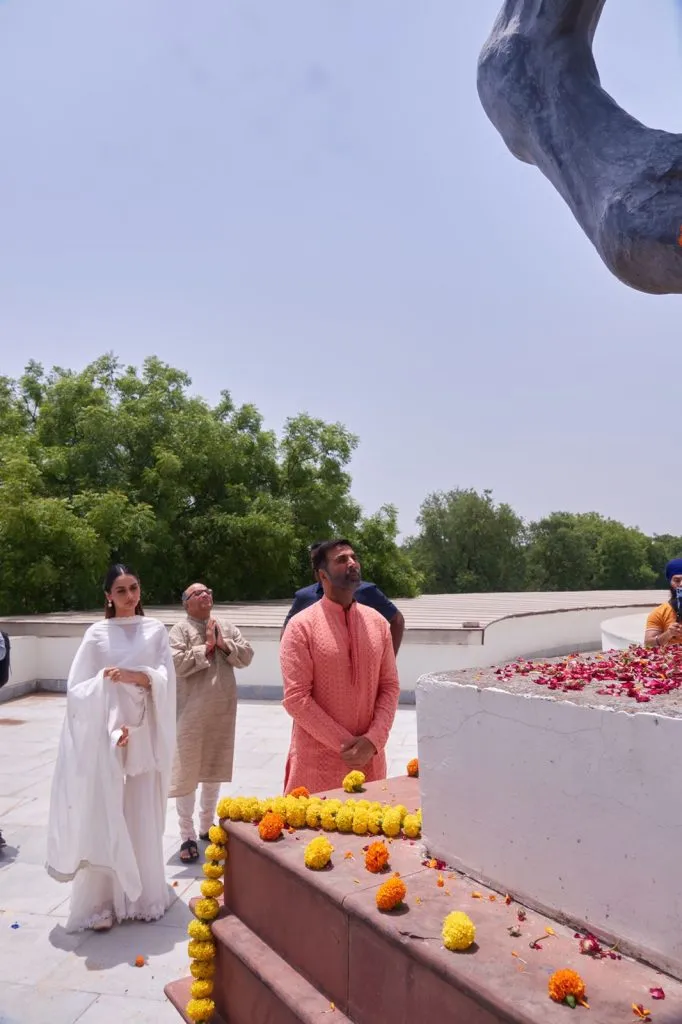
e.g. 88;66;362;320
0;590;667;632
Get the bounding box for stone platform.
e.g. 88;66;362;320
165;778;682;1023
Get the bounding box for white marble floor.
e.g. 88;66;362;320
0;693;417;1024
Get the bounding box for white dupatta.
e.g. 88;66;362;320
46;616;176;901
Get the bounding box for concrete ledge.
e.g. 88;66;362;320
417;671;682;979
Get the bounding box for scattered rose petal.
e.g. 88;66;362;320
436;875;445;888
517;909;527;921
632;1005;652;1022
504;894;512;905
650;987;665;1000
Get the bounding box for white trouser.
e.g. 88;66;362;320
176;781;222;842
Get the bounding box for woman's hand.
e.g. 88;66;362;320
104;668;151;688
116;725;129;747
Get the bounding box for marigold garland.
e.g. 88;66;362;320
376;874;407;911
342;770;366;793
186;817;228;1024
217;794;421;842
407;758;419;778
442;911;476;951
365;841;390;874
290;786;310;798
548;969;589;1008
304;836;334;870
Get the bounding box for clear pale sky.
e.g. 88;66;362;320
1;1;681;537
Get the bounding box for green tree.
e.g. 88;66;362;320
0;355;417;613
525;513;657;591
406;488;526;593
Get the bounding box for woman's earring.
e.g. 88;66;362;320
107;600;113;608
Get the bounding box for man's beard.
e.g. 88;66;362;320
327;569;360;591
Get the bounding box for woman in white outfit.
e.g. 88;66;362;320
47;564;176;933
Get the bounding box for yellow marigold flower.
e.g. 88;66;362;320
367;810;383;835
381;810;402;838
202;862;223;880
343;770;365;793
205;843;227;862
393;804;409;824
403;814;421;839
190;979;214;1000
208;824;228;845
272;797;287;817
285;798;308;829
326;799;343;812
186;998;215;1022
188;919;213;942
306;804;323;828
407;757;419;778
369;801;382;812
200;879;224;899
216;797;232;819
365;840;390;873
376;874;407;911
189;959;215;980
187;940;216;962
320;808;338;831
336;806;354;833
352;808;369;835
194;898;220;922
304;836;334;870
227;798;245;821
548;969;588;1006
442;912;476;951
355;798;370;809
242;797;260;822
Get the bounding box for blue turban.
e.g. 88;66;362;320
666;559;682;581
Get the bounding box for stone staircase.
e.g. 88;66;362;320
165;778;682;1024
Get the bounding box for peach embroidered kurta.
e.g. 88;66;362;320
280;596;400;795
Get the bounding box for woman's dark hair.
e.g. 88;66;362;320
103;563;144;618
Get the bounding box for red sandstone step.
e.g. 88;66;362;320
165;914;352;1024
217;777;682;1024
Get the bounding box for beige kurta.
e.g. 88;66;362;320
169;615;254;798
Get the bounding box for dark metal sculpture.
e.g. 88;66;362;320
478;0;682;294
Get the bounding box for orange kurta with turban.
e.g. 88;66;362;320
280;596;400;795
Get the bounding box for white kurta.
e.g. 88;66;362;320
46;615;176;932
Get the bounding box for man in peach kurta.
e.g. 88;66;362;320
280;539;400;794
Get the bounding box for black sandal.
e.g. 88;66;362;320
180;839;199;862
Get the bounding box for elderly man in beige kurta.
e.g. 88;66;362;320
169;582;254;861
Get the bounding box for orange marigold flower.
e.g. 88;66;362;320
548;969;588;1007
258;811;285;842
365;841;390;874
134;955;146;968
436;875;445;888
290;786;310;799
376;874;407;911
406;758;419;778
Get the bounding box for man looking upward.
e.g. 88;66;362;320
281;542;405;655
280;539;400;795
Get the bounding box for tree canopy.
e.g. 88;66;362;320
0;355;677;615
0;355;421;614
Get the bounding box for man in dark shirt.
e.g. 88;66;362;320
281;542;405;654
